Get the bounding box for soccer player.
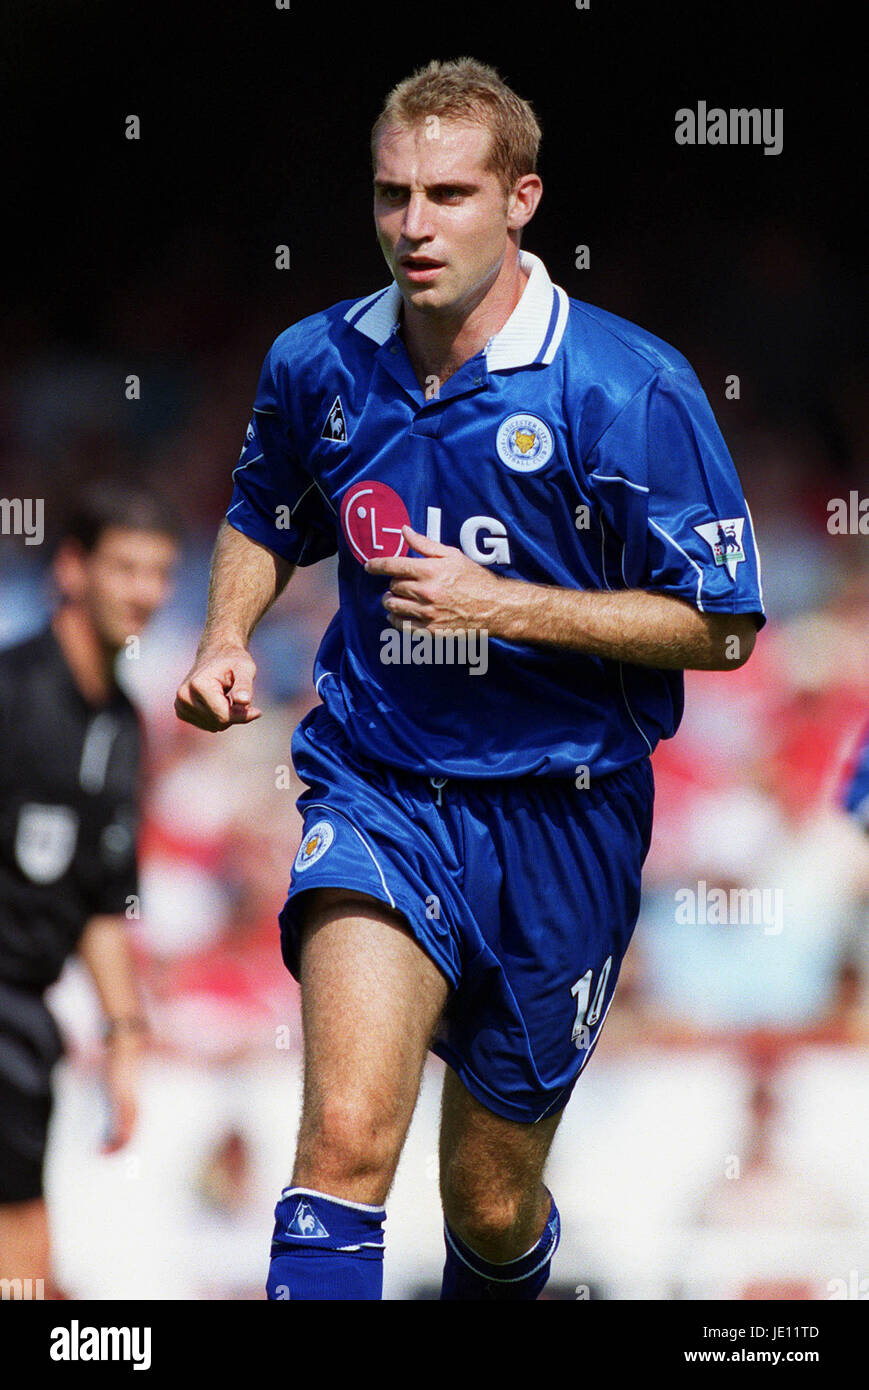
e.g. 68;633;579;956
175;58;765;1300
0;481;178;1296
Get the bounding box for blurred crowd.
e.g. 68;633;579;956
1;218;868;1298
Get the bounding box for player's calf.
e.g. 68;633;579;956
438;1069;563;1298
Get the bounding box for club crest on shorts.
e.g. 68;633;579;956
15;803;79;884
496;413;553;472
294;820;335;872
693;517;747;579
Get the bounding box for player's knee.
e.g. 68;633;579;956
299;1093;405;1187
440;1177;526;1249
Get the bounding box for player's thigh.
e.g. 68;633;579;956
438;1064;563;1207
297;886;450;1131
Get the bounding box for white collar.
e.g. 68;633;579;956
343;250;569;370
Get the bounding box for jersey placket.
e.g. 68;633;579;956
374;326;491;426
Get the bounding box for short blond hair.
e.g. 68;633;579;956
371;57;542;195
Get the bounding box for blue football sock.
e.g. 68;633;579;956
440;1192;560;1300
266;1186;386;1301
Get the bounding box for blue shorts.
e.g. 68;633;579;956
279;705;654;1124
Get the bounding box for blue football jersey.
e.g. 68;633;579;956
226;251;765;778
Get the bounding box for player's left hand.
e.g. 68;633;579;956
365;525;502;631
101;1038;141;1154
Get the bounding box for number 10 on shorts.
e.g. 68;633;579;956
570;957;612;1050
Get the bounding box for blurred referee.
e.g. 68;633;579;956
0;481;178;1297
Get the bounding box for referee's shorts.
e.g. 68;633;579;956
0;980;63;1203
279;705;654;1125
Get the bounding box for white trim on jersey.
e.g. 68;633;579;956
344;282;401;343
314;669;336;695
314;478;337;515
744;499;765;610
343;252;570;371
538;285;570;365
590;473;650;494
484;253;564;369
231;451;263;482
648;518;706;611
619;665;654;756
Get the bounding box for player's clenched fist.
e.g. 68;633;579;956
174;643;262;732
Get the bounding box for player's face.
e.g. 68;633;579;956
373;120;517;317
59;526;178;650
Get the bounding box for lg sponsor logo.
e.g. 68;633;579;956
340;481;511;567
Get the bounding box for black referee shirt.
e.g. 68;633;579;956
0;626;141;991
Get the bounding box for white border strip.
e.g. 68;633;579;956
279;1185;385;1216
303;802;397;909
540;285;570;364
590;473;650;494
648;518;705;610
443;1220;558;1284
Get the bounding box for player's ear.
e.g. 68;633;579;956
52;538;89;602
507;173;543;231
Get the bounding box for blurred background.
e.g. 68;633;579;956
1;0;867;1297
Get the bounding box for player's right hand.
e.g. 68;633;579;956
174;644;262;732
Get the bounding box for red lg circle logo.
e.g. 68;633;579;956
341;481;411;564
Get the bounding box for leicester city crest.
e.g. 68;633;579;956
495;413;554;473
293;820;335;873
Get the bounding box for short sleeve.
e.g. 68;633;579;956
225;342;337;566
587;366;765;626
